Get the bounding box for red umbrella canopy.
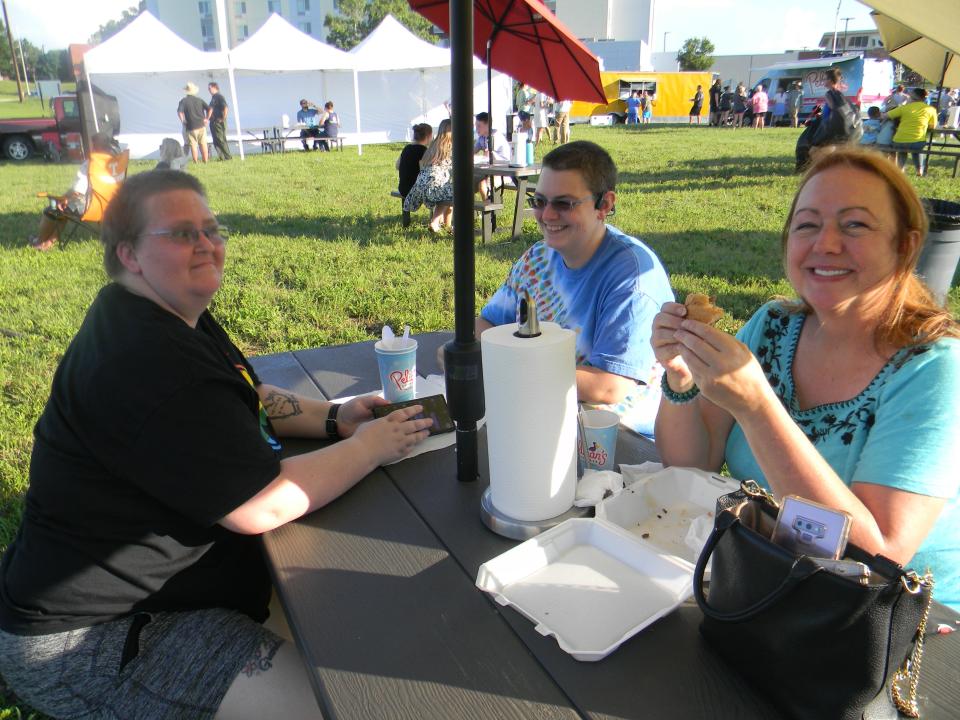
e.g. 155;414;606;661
409;0;606;103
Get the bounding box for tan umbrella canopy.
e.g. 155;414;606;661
859;0;960;52
870;11;960;87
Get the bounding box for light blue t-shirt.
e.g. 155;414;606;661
726;302;960;610
297;107;320;128
481;226;674;436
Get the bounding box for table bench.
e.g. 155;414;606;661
250;333;960;720
389;190;503;241
876;129;960;177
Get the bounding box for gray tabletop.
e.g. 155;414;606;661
251;333;960;720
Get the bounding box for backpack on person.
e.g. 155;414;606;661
813;89;863;146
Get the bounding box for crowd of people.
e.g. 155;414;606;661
5;69;960;719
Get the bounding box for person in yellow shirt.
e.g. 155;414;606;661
884;88;938;176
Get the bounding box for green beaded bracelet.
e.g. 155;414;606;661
660;373;700;404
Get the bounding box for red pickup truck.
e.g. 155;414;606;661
0;96;84;162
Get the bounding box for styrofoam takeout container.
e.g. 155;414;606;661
476;518;693;661
595;467;739;572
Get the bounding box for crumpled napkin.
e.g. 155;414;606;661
574;469;624;507
619;462;664;488
684;512;715;556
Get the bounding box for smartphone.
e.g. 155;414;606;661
811;558;871;585
371;394;455;436
771;495;852;560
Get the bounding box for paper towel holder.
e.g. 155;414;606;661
514;291;541;338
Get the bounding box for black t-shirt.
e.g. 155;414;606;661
178;95;209;131
0;284;281;635
208;93;228;123
398;143;427;197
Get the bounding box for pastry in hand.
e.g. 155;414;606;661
684;293;724;325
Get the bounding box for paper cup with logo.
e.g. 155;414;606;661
579;409;619;472
374;339;417;402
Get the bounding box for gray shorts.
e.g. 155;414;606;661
0;608;281;720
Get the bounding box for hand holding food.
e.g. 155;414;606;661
684;293;724;325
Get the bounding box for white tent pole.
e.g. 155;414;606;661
353;68;362;155
213;0;244;160
228;64;244;160
85;66;100;133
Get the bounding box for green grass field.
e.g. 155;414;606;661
1;109;958;715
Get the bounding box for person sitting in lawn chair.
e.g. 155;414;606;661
29;133;126;251
473;140;674;438
0;170;433;719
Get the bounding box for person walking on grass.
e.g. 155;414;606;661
751;84;768;129
207;82;232;161
178;82;209;164
689;85;704;125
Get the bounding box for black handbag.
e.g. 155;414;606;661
694;481;934;720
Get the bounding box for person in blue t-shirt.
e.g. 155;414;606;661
296;98;322;151
478;141;674;437
625;91;641;125
652;147;960;610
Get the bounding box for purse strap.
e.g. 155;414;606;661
693;508;822;622
891;571;935;718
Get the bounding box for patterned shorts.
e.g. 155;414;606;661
0;608;282;720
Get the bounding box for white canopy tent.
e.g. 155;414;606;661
83;12;230;158
350;15;512;139
81;11;512;159
229;13;363;154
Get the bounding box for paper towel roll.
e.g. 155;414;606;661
482;321;578;521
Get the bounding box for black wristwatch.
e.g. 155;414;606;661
326;403;342;439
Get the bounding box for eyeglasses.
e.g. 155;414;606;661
527;194;600;213
140;226;229;246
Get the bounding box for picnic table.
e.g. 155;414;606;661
473;162;540;239
249;331;960;720
924;127;960;178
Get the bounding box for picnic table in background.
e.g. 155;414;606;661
473;162;540;239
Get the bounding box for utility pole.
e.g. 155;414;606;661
831;0;841;53
1;0;24;101
663;31;669;53
841;17;854;53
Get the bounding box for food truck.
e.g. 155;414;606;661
569;71;716;123
754;54;894;119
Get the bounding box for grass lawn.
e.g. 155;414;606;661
0;117;958;715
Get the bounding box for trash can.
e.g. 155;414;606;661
917;198;960;306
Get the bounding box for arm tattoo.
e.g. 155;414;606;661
239;637;283;677
262;390;302;420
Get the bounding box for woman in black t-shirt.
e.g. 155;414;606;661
0;170;433;719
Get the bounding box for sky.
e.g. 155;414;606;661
7;0;878;55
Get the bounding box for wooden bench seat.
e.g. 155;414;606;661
389;190;503;242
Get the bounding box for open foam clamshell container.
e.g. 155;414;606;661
595;467;739;575
476;518;693;661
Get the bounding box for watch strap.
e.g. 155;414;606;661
326;403;342;439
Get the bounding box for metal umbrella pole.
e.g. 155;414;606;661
444;0;483;483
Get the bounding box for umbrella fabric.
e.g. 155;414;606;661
871;11;960;87
408;0;606;103
859;0;960;57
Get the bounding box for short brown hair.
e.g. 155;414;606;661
781;147;959;349
100;170;206;279
542;140;617;196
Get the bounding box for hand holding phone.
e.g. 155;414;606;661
372;394;455;436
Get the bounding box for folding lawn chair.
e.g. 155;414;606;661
37;150;130;245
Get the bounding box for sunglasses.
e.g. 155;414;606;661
527;193;601;213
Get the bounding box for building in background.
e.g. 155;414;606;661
815;28;884;56
142;0;337;49
552;0;656;72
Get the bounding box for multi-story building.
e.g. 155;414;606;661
142;0;338;49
